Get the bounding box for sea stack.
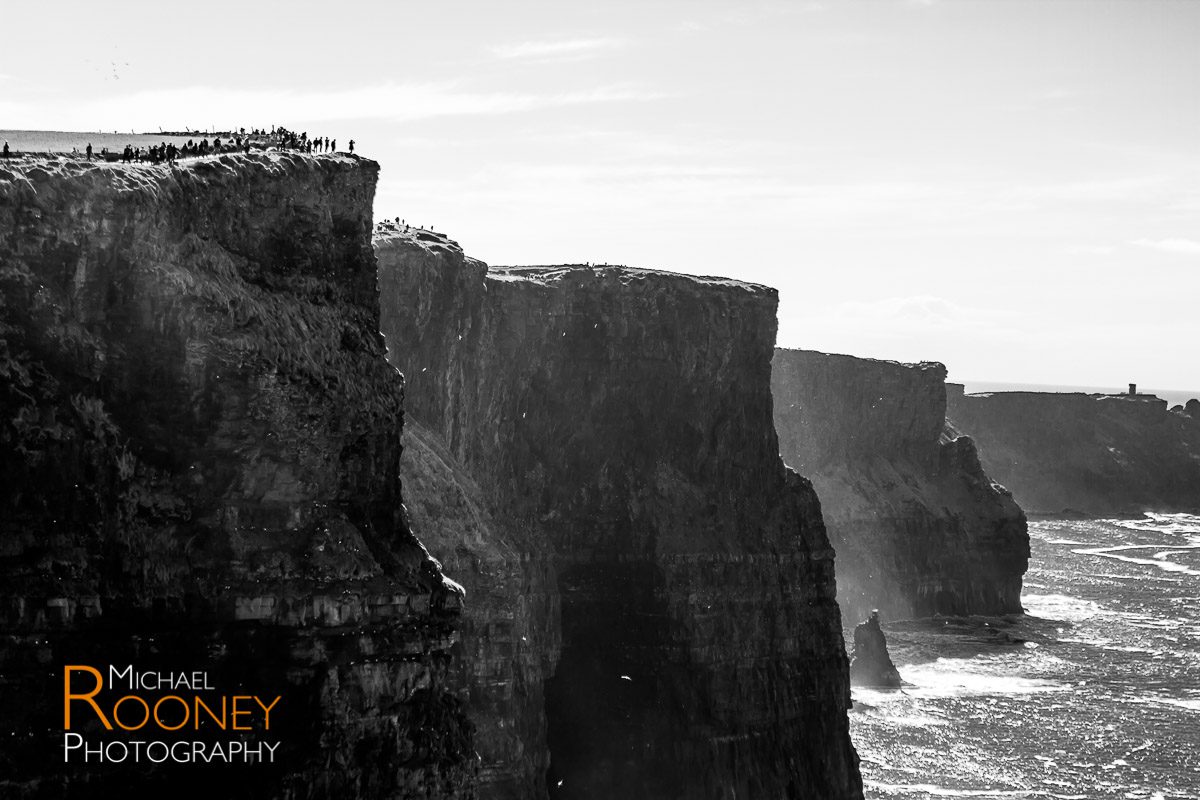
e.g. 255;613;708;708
849;611;902;688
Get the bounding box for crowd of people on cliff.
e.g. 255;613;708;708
0;126;357;163
270;126;352;154
104;127;355;164
114;135;255;164
381;217;439;235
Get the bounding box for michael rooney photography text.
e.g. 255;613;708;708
62;665;281;764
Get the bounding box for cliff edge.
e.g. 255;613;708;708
376;228;862;800
0;155;472;798
947;387;1200;515
772;349;1029;622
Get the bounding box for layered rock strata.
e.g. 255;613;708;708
376;228;862;800
772;350;1028;622
947;386;1200;515
399;417;560;797
0;154;471;798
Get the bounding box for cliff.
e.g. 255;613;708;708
772;350;1028;622
399;416;560;797
0;155;472;797
376;228;862;800
947;386;1200;515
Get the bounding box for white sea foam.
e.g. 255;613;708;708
1072;544;1200;576
1022;593;1104;622
853;687;909;706
1114;513;1200;540
864;781;1086;798
897;658;1065;698
1140;696;1200;713
854;518;1200;799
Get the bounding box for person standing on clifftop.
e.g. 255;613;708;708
348;140;355;153
86;143;93;161
2;141;9;159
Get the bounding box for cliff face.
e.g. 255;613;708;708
947;387;1200;515
772;350;1028;622
399;417;561;797
376;229;862;800
0;155;472;798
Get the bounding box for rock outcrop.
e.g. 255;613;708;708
947;386;1200;515
0;155;472;798
848;613;901;688
772;350;1028;622
376;228;862;800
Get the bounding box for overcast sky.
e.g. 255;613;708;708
3;0;1197;390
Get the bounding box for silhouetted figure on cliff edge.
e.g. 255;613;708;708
849;610;902;688
348;139;355;153
86;143;93;161
2;141;9;159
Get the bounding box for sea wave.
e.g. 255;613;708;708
852;517;1200;799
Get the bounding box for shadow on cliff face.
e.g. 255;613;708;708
543;562;678;798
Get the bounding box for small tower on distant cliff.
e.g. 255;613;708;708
1129;383;1137;396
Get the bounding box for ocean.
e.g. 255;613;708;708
852;514;1200;799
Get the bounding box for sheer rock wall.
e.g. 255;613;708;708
947;386;1200;515
772;349;1028;622
0;154;472;798
377;229;862;800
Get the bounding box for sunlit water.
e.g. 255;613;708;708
851;514;1200;799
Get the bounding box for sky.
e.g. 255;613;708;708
2;0;1197;391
